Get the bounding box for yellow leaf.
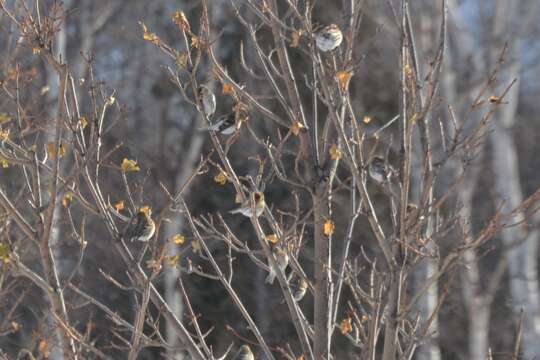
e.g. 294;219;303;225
172;234;185;244
62;193;73;208
167;254;181;266
323;219;335;236
0;113;11;124
114;200;125;211
0;243;11;263
78;116;88;129
290;30;304;48
297;356;305;360
290;121;305;136
121;158;140;172
361;314;369;322
363;116;372;124
336;70;353;90
0;128;10;141
222;83;234;94
0;159;8;168
191;240;201;252
172;10;191;32
404;64;413;77
266;234;279;244
214;172;227;185
39;339;50;358
58;143;66;158
329;143;342;160
190;35;200;49
489;95;500;103
139;22;160;43
139;206;151;215
340;317;352;334
32;47;41;55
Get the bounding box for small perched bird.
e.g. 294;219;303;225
290;274;308;302
197;85;216;117
368;156;394;183
315;24;343;52
199;112;236;135
233;345;254;360
229;192;265;218
405;203;421;231
265;246;289;284
124;206;155;242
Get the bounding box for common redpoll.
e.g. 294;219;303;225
199;112;236;135
265;246;289;284
197;85;216;117
368;157;394;183
229;192;265;218
315;24;343;52
233;345;254;360
289;274;308;302
123;206;155;242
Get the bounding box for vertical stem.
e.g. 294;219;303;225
313;187;330;359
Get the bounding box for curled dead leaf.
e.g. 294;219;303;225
114;200;125;211
172;10;190;32
336;70;353;90
172;234;185;245
489;95;501;103
38;339;50;358
78;116;88;129
214;172;227;185
0;243;11;263
190;35;200;49
121;158;140;172
167;254;181;267
222;83;234;94
62;193;73;208
139;22;160;43
340;317;353;334
0;128;10;141
290;121;305;136
323;219;335;236
329;144;342;160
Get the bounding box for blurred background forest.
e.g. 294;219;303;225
1;0;540;359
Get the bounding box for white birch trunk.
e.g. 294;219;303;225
490;78;540;358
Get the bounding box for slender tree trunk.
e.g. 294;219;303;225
44;3;70;357
490;91;540;358
313;186;331;359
